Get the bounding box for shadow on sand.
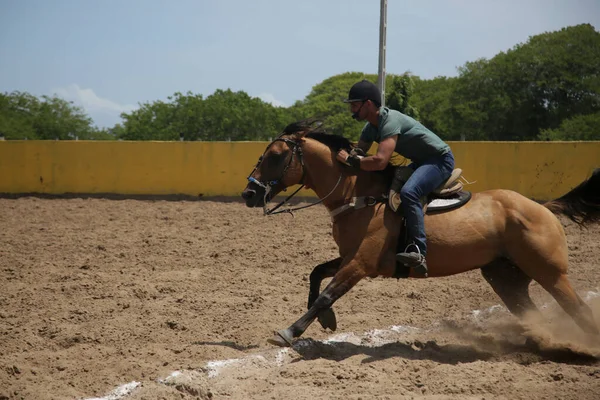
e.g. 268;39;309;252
289;335;598;366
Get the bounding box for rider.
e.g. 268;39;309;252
337;79;455;277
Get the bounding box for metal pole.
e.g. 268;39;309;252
377;0;387;107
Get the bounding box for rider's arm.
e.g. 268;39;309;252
359;135;397;171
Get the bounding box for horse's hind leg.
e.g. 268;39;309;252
501;210;599;336
308;257;342;331
482;258;598;336
481;258;542;320
504;249;599;335
537;274;599;336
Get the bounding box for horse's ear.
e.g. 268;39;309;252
302;120;326;138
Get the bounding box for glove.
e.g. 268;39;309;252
345;154;361;169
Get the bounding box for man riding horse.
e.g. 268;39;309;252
337;80;455;277
242;114;599;347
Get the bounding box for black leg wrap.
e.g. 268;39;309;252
312;292;334;310
308;258;342;309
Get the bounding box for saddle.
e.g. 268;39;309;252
388;166;471;213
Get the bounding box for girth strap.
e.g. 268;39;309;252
329;196;384;220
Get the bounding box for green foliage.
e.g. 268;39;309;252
0;92;38;139
412;76;459;140
284;24;599;142
386;74;419;119
80;128;118;141
118;99;179;141
118;90;290;141
290;72;374;141
452;24;600;140
0;91;103;140
538;112;600;140
2;24;598;142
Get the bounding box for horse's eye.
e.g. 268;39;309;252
266;151;286;162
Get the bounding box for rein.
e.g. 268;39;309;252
247;137;343;216
264;173;343;216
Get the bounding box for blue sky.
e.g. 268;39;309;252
1;0;599;128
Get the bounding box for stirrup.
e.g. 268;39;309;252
389;189;401;212
396;243;428;277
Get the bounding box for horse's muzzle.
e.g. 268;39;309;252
241;185;265;207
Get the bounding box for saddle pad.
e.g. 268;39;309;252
426;190;472;213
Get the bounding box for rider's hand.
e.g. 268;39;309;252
350;148;366;157
336;150;350;165
337;150;361;169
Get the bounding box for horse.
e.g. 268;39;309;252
241;120;600;347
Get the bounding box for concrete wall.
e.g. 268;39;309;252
1;141;599;200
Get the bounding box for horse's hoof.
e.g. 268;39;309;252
317;308;337;331
267;329;294;347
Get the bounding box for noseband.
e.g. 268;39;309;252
247;136;342;216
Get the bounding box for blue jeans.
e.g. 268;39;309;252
399;150;455;256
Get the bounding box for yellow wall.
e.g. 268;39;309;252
448;141;600;199
1;141;599;200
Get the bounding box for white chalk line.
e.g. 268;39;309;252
82;381;140;400
82;288;600;400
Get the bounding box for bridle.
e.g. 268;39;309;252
247;136;343;216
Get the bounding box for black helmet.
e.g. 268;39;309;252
343;80;381;106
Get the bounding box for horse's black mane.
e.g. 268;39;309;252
281;118;353;152
306;131;354;152
281;118;395;182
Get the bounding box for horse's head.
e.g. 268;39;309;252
242;119;376;211
242;132;306;208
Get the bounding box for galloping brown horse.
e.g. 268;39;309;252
241;120;600;347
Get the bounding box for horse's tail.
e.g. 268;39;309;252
544;168;600;226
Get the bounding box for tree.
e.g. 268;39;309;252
169;92;207;141
117;89;290;141
291;72;371;140
0;92;38;139
118;100;178;141
538;112;600;141
452;24;600;140
386;73;419;119
412;76;460;140
4;25;598;142
201;89;273;141
0;91;99;140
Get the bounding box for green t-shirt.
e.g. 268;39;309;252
360;107;450;164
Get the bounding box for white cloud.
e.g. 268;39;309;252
52;84;137;127
258;92;287;108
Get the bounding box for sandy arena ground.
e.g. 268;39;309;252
1;197;599;400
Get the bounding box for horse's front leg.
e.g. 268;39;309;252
308;257;342;331
269;259;367;347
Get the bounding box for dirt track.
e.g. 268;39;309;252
1;198;599;400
